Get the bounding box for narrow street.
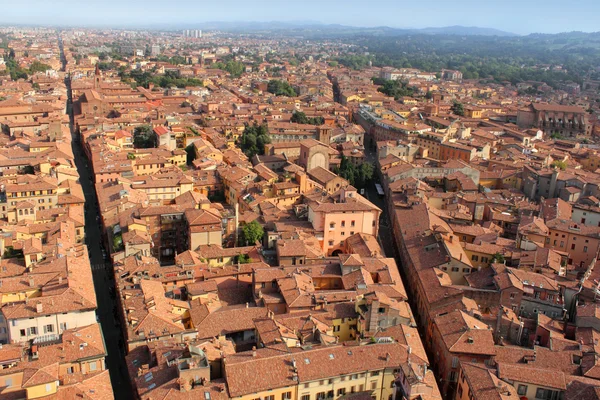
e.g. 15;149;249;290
60;37;133;400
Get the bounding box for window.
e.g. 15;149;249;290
370;381;377;390
471;255;479;261
449;371;457;382
341;221;345;227
341;232;345;236
282;392;292;400
462;268;470;273
329;223;335;229
28;327;37;335
44;325;54;334
337;389;346;396
451;267;459;272
560;241;564;247
584;246;588;253
510;293;516;299
301;395;310;400
571;243;576;250
67;366;74;374
451;356;459;368
261;282;266;288
328;240;334;246
536;388;555;399
351;221;355;227
59;322;68;331
370;371;380;377
20;329;26;337
316;393;326;400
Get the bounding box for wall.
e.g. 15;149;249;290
8;310;97;343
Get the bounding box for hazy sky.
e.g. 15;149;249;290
3;0;600;35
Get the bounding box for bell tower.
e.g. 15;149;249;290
94;64;101;90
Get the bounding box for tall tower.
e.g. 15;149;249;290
94;64;101;90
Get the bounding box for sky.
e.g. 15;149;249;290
3;0;600;35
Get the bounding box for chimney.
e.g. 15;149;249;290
29;277;35;287
252;346;257;357
385;353;391;362
36;303;43;313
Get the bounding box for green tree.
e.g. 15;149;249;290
551;160;567;170
235;254;252;264
240;221;264;246
240;123;271;159
267;80;297;97
28;61;51;74
113;233;123;251
490;252;505;264
133;125;156;149
451;101;465;116
291;111;309;124
291;111;324;125
375;79;415;100
356;163;374;189
185;144;196;165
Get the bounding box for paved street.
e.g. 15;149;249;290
62;53;133;397
70;131;133;399
363;147;396;260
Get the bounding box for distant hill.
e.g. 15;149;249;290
414;25;517;36
189;22;517;37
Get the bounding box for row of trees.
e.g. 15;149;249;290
122;69;204;89
333;156;374;190
291;111;325;125
240;123;271;159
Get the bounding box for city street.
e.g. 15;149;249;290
71;135;132;399
363;147;396;260
62;43;133;397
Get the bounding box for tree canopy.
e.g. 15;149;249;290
291;111;325;125
267;80;297;97
451;101;465;116
373;78;415;100
333;156;374;190
240;123;271;159
240;221;264;246
133;125;156;149
210;60;246;78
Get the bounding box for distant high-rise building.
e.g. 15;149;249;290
151;44;161;56
182;29;202;38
